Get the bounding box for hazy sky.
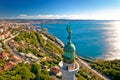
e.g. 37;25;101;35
0;0;120;20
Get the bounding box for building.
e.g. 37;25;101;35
0;43;3;52
4;61;14;70
0;27;4;33
50;66;60;75
0;34;5;40
11;55;20;62
59;26;79;80
0;52;8;60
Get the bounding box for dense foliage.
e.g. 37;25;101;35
14;31;43;55
76;69;91;80
40;59;59;67
14;31;40;54
0;60;6;67
36;32;63;54
0;41;8;52
0;62;52;80
75;66;100;80
90;60;120;80
14;31;63;59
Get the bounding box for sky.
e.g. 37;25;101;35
0;0;120;20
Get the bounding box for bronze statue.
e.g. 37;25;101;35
66;25;72;42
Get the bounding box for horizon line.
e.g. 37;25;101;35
0;18;120;21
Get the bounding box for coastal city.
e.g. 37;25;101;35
0;20;119;80
0;21;63;79
0;0;120;80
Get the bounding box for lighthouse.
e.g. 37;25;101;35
59;25;79;80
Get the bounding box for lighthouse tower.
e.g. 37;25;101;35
59;26;79;80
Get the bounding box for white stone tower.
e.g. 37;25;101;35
59;26;79;80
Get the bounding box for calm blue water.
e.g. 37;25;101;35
36;20;120;60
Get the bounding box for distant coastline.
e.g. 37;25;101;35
33;20;120;60
1;19;120;60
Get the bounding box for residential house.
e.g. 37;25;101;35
0;27;4;33
11;55;20;62
0;43;3;52
0;52;8;60
50;66;60;75
4;61;14;70
0;34;5;40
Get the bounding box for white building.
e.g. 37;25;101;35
59;26;79;80
0;28;4;33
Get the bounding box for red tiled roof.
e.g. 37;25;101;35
50;66;60;74
4;61;14;70
1;52;8;58
12;55;20;61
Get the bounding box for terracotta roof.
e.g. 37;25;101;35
12;55;20;61
50;66;60;74
1;52;8;58
4;61;14;70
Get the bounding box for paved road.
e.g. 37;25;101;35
3;33;19;54
35;33;59;59
3;33;19;43
76;56;110;80
40;32;64;48
3;33;24;61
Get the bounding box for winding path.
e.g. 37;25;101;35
3;33;24;61
35;33;58;59
76;56;110;80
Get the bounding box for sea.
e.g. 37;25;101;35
35;20;120;60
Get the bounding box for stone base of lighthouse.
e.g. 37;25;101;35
59;61;79;80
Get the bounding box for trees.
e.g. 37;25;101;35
30;63;52;80
45;39;63;54
90;60;120;80
0;62;52;80
16;67;35;80
76;70;92;80
14;31;40;54
35;69;52;80
1;30;64;80
36;32;63;54
31;63;40;74
0;60;6;67
0;63;34;80
0;41;8;52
